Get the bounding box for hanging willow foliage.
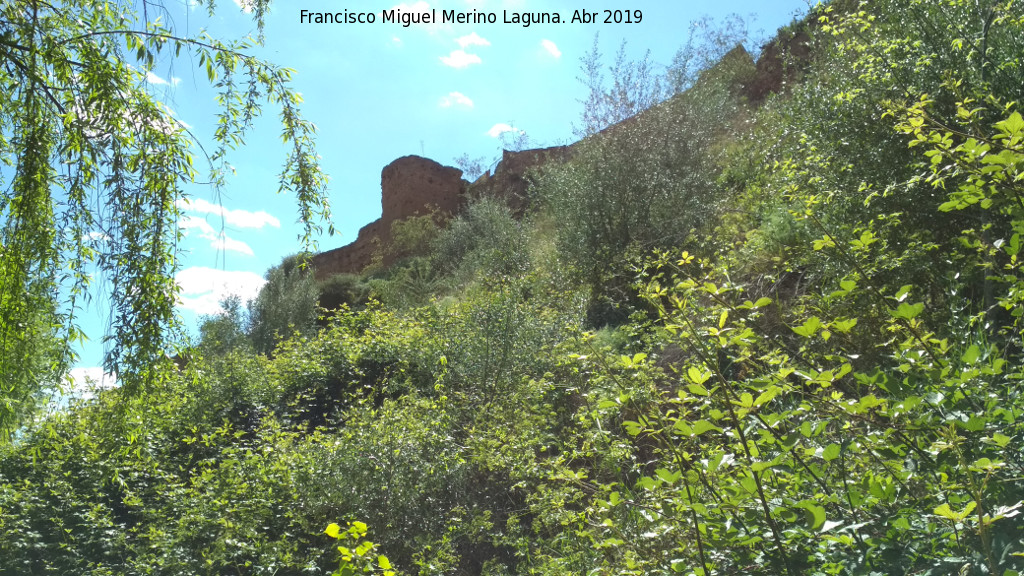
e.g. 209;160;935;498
0;0;332;437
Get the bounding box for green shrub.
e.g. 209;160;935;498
197;294;252;356
318;273;371;312
431;197;530;284
248;254;319;356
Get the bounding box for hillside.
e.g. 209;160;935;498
309;39;795;280
3;1;1024;575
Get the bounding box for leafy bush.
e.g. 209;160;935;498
431;197;530;284
197;294;252;356
317;273;371;312
536;95;731;325
248;254;319;356
5;3;1024;576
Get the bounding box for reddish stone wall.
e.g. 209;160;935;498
381;156;465;223
743;19;818;104
312;156;465;280
468;145;572;213
311;219;385;280
313;17;822;281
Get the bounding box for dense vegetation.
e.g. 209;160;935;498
4;0;1024;574
0;0;330;435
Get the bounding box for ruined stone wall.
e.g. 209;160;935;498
312;17;821;281
468;145;572;213
312;156;464;280
310;219;385;281
381;156;466;223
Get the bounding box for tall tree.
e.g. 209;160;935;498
248;254;319;356
0;0;331;436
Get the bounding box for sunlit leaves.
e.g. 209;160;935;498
892;301;925;320
934;501;977;523
324;520;394;576
0;0;330;417
792;316;822;337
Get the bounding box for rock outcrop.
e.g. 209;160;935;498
743;12;822;105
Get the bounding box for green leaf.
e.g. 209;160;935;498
655;468;681;483
970;457;1005;473
892;302;924;320
934;501;977;522
895;285;913;302
687;366;710;385
623;420;644;436
813;236;836;250
754;386;781;407
850;230;878;249
325;523;341;539
691;420;722;435
822;443;841;461
832;318;857;333
989;432;1011;448
687;383;710;397
961;344;981;364
798;501;827;530
1007;234;1021;257
996;112;1024;139
793;317;822;337
673;420;694;436
378;556;392;570
800;421;813;437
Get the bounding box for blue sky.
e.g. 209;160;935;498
70;0;810;386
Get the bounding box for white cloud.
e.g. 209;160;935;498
66;367;118;399
440;50;482;68
145;71;182;86
176;267;266;315
439;91;474;108
158;103;191;130
211;235;255;256
392;36;403;46
145;70;168;85
487;123;522;138
178;215;255;256
541;39;561;58
82;230;110;242
177;198;281;229
179;214;216;236
456;32;490;48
